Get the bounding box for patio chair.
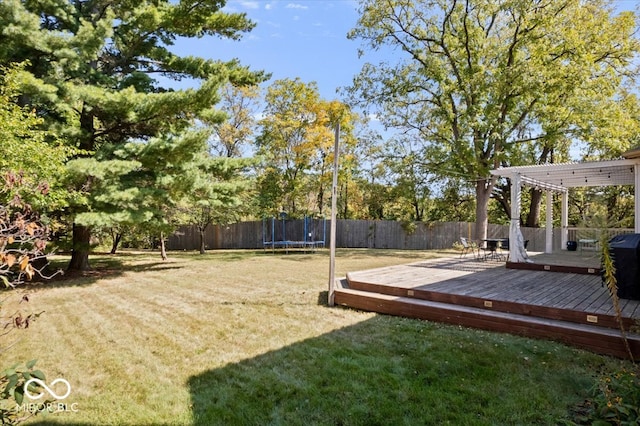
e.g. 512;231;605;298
478;242;492;260
499;238;509;260
459;237;478;258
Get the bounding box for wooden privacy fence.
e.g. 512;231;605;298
167;220;636;252
167;220;567;252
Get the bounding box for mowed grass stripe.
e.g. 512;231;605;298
7;291;184;424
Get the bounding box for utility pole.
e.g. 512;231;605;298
328;123;340;306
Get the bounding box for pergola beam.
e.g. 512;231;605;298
492;159;640;188
519;175;567;193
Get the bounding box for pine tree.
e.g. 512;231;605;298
0;0;266;270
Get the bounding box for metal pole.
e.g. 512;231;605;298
328;123;340;306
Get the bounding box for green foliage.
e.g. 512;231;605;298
179;155;256;253
0;63;72;213
0;361;48;425
569;187;635;228
67;131;208;230
347;0;640;236
427;179;476;223
208;83;261;158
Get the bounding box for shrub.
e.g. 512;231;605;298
0;361;50;424
0;172;60;425
574;368;640;425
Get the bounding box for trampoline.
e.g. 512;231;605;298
262;215;326;253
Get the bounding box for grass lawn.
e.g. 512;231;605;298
1;249;632;425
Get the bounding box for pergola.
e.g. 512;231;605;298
491;149;640;263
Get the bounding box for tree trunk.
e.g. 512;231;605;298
525;145;552;227
68;101;95;272
475;179;493;241
525;188;543;227
493;181;511;220
68;223;91;271
110;232;122;254
413;195;423;221
160;232;167;261
199;227;206;254
342;181;349;219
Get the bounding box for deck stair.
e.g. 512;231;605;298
334;258;640;359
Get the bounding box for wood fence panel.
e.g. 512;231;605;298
337;220;372;248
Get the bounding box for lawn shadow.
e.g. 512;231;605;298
184;314;582;426
317;290;328;306
187;317;426;426
27;256;184;290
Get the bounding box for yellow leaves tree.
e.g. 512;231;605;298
256;78;358;217
209;83;261;158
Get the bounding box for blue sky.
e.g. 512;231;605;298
172;0;364;100
170;0;639;103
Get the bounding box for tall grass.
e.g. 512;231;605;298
0;249;632;425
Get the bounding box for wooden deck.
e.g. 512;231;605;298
334;254;640;359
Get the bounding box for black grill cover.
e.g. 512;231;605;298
608;234;640;300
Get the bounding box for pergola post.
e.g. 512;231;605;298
561;191;568;250
545;191;553;253
508;174;519;262
509;173;529;262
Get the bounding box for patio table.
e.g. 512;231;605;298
481;238;508;260
579;239;598;251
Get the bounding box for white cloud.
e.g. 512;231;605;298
367;113;381;123
239;1;260;9
286;3;308;10
240;0;260;9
